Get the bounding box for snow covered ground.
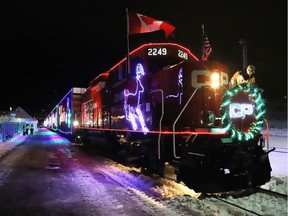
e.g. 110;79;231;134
0;121;287;216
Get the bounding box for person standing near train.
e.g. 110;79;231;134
25;124;29;135
230;65;256;86
30;124;34;135
22;125;26;135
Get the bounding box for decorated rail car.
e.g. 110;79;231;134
45;43;272;192
44;87;85;135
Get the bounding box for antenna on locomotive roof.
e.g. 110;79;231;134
239;38;248;70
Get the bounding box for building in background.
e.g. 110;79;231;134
0;107;38;142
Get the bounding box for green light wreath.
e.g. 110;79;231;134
220;84;266;141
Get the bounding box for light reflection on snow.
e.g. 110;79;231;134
0;127;286;216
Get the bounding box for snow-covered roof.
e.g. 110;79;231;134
10;107;33;119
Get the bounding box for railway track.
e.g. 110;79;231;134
209;196;262;216
256;187;288;200
203;187;288;216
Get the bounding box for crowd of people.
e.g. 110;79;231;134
22;124;34;135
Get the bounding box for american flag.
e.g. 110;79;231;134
201;24;212;61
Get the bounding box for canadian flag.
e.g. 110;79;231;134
128;12;175;38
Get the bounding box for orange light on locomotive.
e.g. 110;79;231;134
211;72;220;88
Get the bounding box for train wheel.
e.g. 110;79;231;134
251;154;272;186
141;150;165;177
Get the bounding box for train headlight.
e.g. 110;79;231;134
211;72;220;88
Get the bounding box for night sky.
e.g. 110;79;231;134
0;0;286;116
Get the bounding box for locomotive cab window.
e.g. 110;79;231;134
107;63;129;86
146;56;182;73
117;64;128;81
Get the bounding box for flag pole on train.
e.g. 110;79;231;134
126;8;130;75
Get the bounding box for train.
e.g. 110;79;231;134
44;42;272;192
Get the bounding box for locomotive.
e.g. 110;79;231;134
44;42;272;192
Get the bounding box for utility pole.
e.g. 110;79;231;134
239;39;248;70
